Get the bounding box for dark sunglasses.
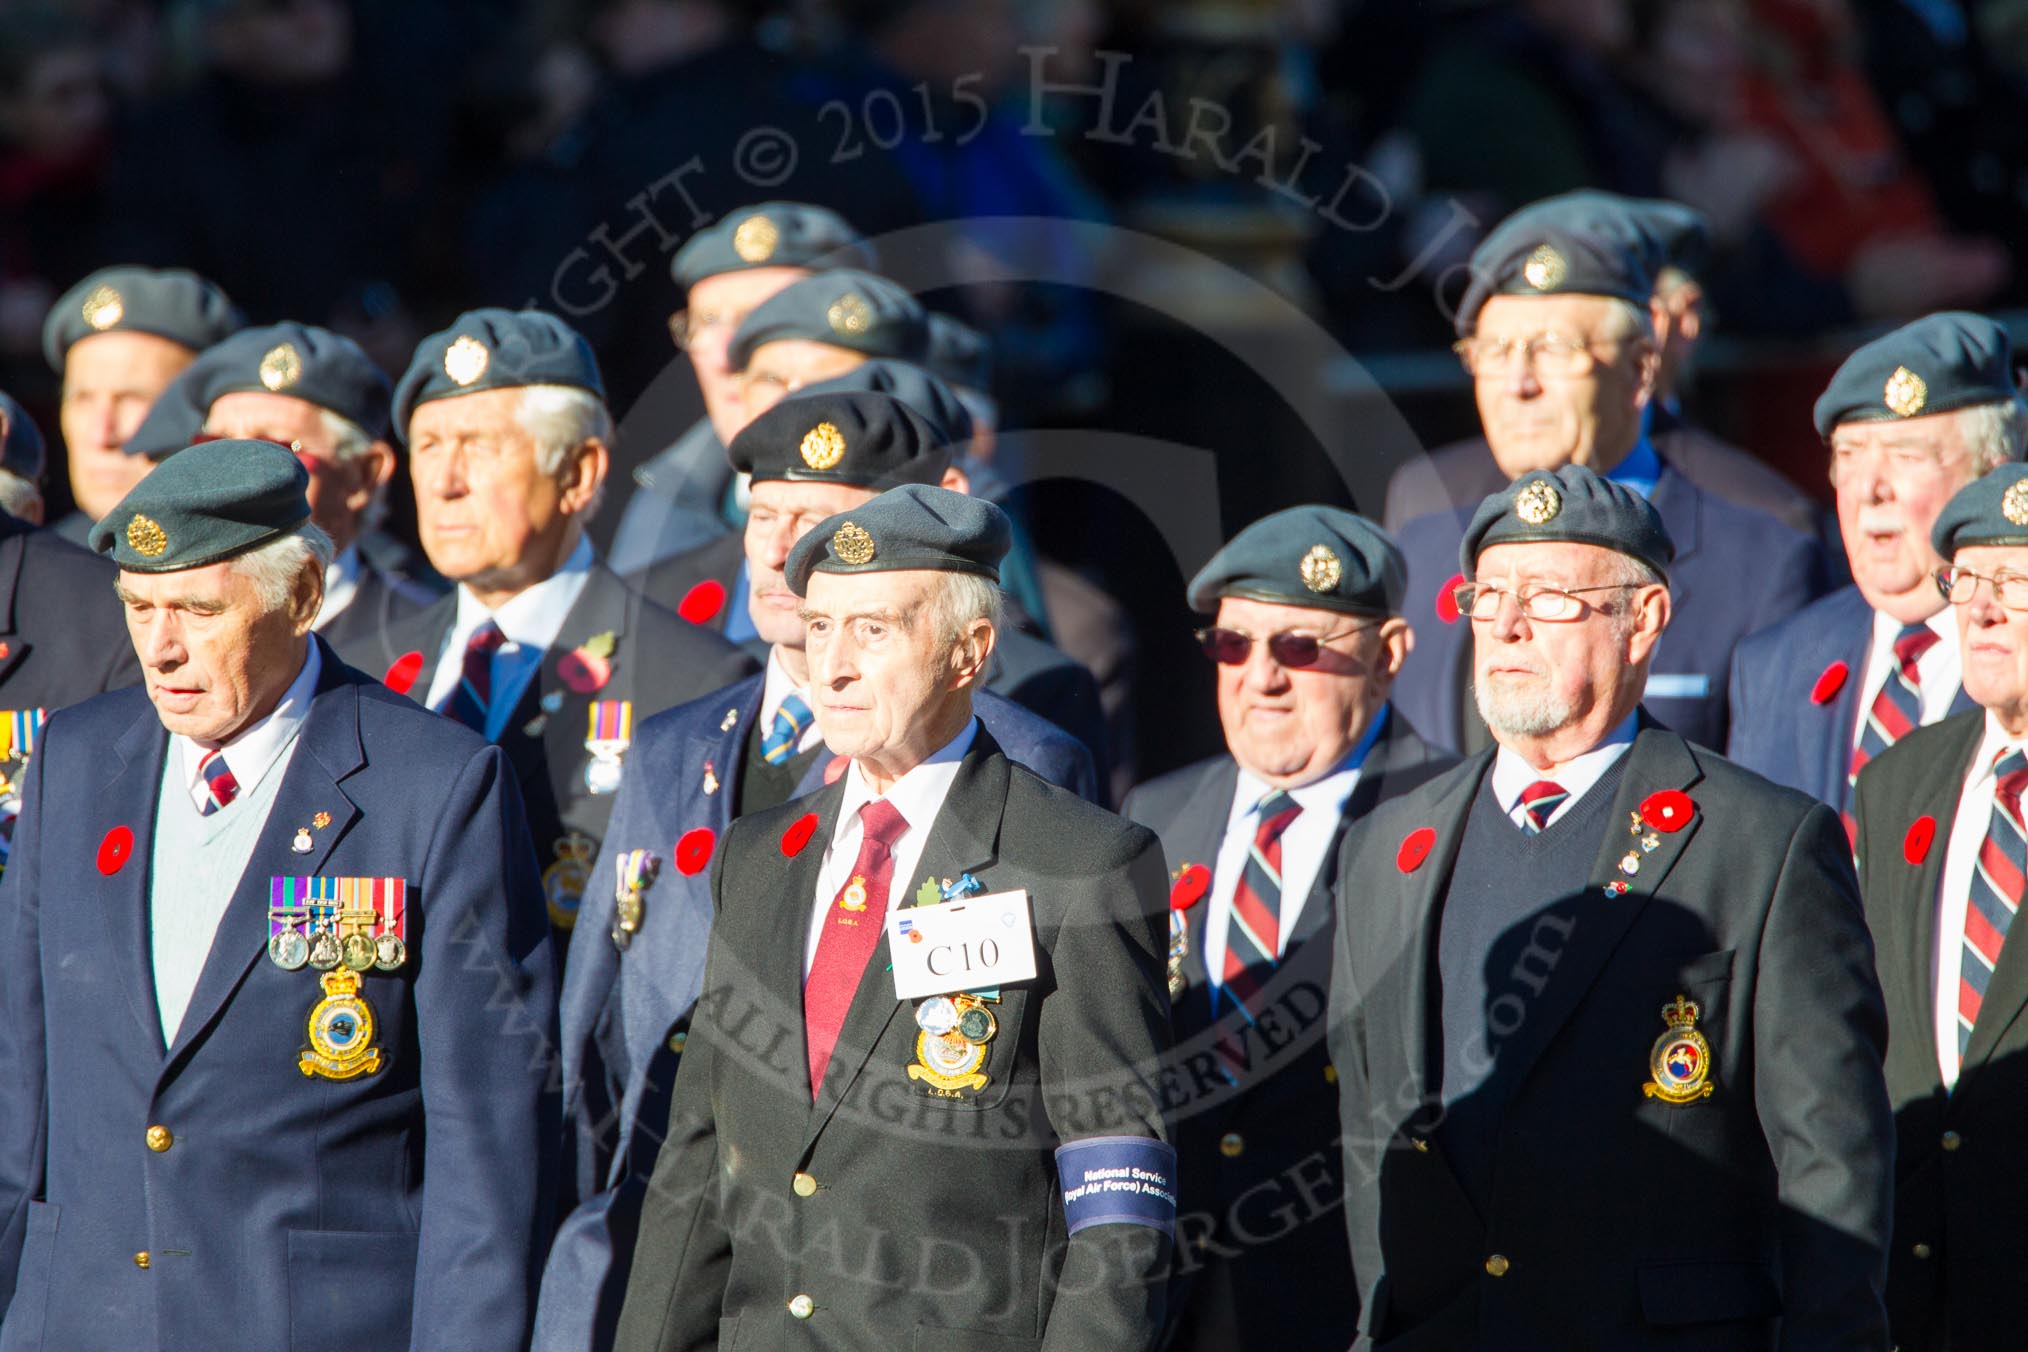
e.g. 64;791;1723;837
1195;625;1370;668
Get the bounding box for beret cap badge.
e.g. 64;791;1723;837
1522;244;1567;292
443;335;490;387
82;284;124;331
125;514;168;558
800;420;847;471
1885;365;1929;418
258;342;303;392
827;293;873;336
831;521;877;566
1299;544;1342;594
1515;480;1563;525
733;214;779;262
2005;480;2028;528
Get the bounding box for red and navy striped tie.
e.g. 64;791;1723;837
1960;749;2028;1055
1221;790;1303;1011
1517;780;1568;835
1844;624;1939;840
198;749;238;817
435;621;505;734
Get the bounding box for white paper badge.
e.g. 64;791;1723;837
887;889;1037;1001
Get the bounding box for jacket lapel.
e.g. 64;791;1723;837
0;529;32;690
532;566;637;808
1399;753;1492;1119
678;676;762;840
1881;715;1978;1057
103;705;172;1051
1170;759;1238;994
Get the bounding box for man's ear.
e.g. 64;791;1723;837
344;440;397;516
1625;583;1672;664
948;617;996;690
940;464;972;495
560;437;611;516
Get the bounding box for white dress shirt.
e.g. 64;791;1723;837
803;718;979;977
1852;607;1960;753
175;642;322;815
421;534;595;741
1933;712;2028;1089
1201;706;1389;985
1489;712;1638;832
760;646;824;756
314;544;363;630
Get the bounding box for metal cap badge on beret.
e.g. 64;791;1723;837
791;362;975;447
393;308;605;437
1932;464;2028;555
89;438;311;572
0;392;46;483
785;483;1009;596
1187;505;1406;618
188;322;393;439
729;388;953;488
1461;463;1676;580
1813;312;2018;437
726;270;930;372
1455;200;1660;336
670;201;876;291
42;265;242;372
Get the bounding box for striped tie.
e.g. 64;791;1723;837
198;750;238;817
435;621;505;733
761;692;812;765
1960;749;2028;1055
1844;625;1940;840
1222;791;1303;1010
1517;780;1568;835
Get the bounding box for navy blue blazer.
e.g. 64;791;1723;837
1727;585;1975;809
1392;463;1825;753
533;673;1097;1351
0;643;558;1351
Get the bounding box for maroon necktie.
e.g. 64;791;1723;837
803;799;909;1099
436;621;505;733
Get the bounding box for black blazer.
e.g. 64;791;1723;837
0;514;140;709
315;561;434;673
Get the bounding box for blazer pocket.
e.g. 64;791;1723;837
1677;949;1736;987
286;1228;418;1352
5;1201;59;1345
1638;1259;1780;1325
912;1325;1040;1351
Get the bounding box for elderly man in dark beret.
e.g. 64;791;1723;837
1124;505;1453;1352
1731;313;2021;824
1851;461;2028;1352
40;264;242;547
1386;196;1826;756
610;202;877;574
377;308;755;946
614;482;1177;1352
1331;464;1892;1349
0;439;557;1349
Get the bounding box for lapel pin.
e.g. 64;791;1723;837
1810;661;1849;706
676;827;716;876
1619;853;1641;876
383;651;424;696
677;580;726;625
97;825;133;875
1397;826;1437;873
540;691;565;714
292;828;314;854
702;759;719;796
915;876;942;907
1904;815;1937;865
1604;880;1630;898
720;707;739;732
781;812;820;857
312;811;331;830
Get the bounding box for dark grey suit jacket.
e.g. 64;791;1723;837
1330;724;1892;1350
0;514;139;709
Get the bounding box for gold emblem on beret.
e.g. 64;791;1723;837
831;521;876;566
1299;544;1342;594
1522;244;1567;292
800;420;847;471
733;214;779;263
259;342;303;391
2005;479;2028;527
1515;480;1562;525
443;335;490;387
827;292;873;337
125;514;168;558
82;284;124;331
1884;365;1928;418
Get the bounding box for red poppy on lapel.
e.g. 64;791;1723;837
558;650;611;695
97;825;133;875
1904;815;1936;865
1639;790;1695;833
0;642;12;662
677;580;726;625
1436;573;1464;625
676;827;716;875
1169;863;1211;911
384;650;424;695
823;755;848;785
1397;826;1436;872
1810;662;1849;706
782;812;820;856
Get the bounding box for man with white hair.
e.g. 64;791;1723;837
0;438;557;1348
1730;313;2020;821
379;308;756;946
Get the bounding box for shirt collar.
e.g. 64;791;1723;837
1870;604;1955;651
1971;712;2028;788
835;716;980;841
450;533;595;652
1229;703;1390;826
762;645;811;721
178;641;322;807
1491;710;1639;815
315;545;363;628
1604;433;1662;500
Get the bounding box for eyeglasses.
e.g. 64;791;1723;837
1451;331;1627;378
1450;581;1642;622
1936;565;2028;612
1195;625;1371;668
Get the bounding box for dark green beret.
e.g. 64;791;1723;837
1932;464;2028;554
0;392;46;482
89;438;311;572
42;265;242;371
393;308;605;436
193;322;392;438
793;361;974;446
1456;204;1658;336
1461;464;1675;580
670;201;875;291
726;270;929;371
786;483;1010;597
925;312;992;392
1188;506;1405;618
1813;312;2017;437
729;389;951;488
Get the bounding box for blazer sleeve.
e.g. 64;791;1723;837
406;743;560;1352
1328;818;1389;1339
0;727;50;1314
1038;825;1176;1352
1753;800;1893;1351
